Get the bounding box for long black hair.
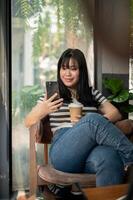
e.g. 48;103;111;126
57;48;97;106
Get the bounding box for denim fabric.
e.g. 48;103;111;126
49;113;133;186
84;146;124;186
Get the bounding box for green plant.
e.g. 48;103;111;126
12;85;44;123
103;78;133;114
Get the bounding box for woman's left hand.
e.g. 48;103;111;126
99;101;122;123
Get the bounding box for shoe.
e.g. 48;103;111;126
47;184;72;198
43;184;88;200
66;192;88;200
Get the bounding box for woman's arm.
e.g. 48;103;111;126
24;93;63;128
98;101;122;123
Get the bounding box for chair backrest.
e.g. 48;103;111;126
36;115;53;144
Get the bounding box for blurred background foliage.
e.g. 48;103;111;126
12;0;92;63
12;0;133;123
103;78;133;116
12;85;43;124
12;0;93;123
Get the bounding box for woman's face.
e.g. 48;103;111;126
60;58;79;89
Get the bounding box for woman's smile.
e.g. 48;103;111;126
60;58;79;89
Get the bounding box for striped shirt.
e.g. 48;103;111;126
38;88;107;133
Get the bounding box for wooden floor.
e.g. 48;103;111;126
83;184;128;200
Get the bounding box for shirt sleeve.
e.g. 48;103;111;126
91;88;108;104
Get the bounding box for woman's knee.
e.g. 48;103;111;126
83;113;106;124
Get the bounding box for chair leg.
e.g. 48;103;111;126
44;143;49;164
29;126;37;196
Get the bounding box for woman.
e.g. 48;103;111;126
25;49;133;198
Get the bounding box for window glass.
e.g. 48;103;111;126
12;0;94;190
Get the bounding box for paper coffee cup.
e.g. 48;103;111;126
68;103;83;123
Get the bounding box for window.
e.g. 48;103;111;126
12;0;94;190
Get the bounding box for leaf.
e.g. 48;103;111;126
31;89;44;95
129;92;133;100
112;90;129;103
107;94;116;101
103;78;124;95
21;85;40;93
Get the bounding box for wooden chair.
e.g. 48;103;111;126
29;116;96;196
29;116;133;197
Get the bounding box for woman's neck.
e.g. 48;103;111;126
69;88;77;99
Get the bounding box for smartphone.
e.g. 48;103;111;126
46;81;60;100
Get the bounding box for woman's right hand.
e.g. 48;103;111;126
35;93;63;118
41;93;63;114
25;93;63;127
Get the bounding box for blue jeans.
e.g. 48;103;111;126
49;113;133;186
